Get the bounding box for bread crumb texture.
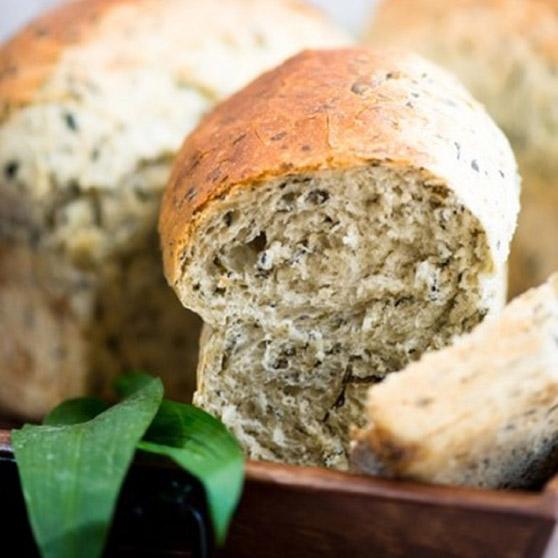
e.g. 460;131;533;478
161;48;520;468
0;0;349;417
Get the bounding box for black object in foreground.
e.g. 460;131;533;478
0;443;212;558
9;374;243;558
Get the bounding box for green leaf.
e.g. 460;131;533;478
12;377;163;558
139;400;245;545
43;397;109;426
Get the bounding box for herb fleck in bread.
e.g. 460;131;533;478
160;48;520;468
352;274;558;488
0;0;349;418
366;0;558;297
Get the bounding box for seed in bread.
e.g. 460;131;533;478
160;47;520;468
351;274;558;489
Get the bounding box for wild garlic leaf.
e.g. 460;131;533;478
12;377;163;558
115;372;244;545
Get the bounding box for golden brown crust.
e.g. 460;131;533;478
0;0;135;119
160;47;445;283
160;47;519;286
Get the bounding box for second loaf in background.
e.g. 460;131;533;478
0;0;349;418
160;47;520;468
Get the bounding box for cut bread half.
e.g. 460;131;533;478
160;48;520;468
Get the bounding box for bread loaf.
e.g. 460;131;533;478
365;0;558;297
352;274;558;488
160;48;520;468
0;0;349;418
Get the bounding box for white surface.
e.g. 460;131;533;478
0;0;59;40
307;0;374;34
0;0;374;42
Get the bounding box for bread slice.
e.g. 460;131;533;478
0;0;349;417
160;48;520;468
352;275;558;488
365;0;558;297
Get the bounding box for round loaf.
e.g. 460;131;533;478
365;0;558;296
0;0;349;417
160;48;520;467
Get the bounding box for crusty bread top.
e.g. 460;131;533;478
0;0;345;122
159;47;519;285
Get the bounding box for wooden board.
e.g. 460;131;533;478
2;430;558;557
